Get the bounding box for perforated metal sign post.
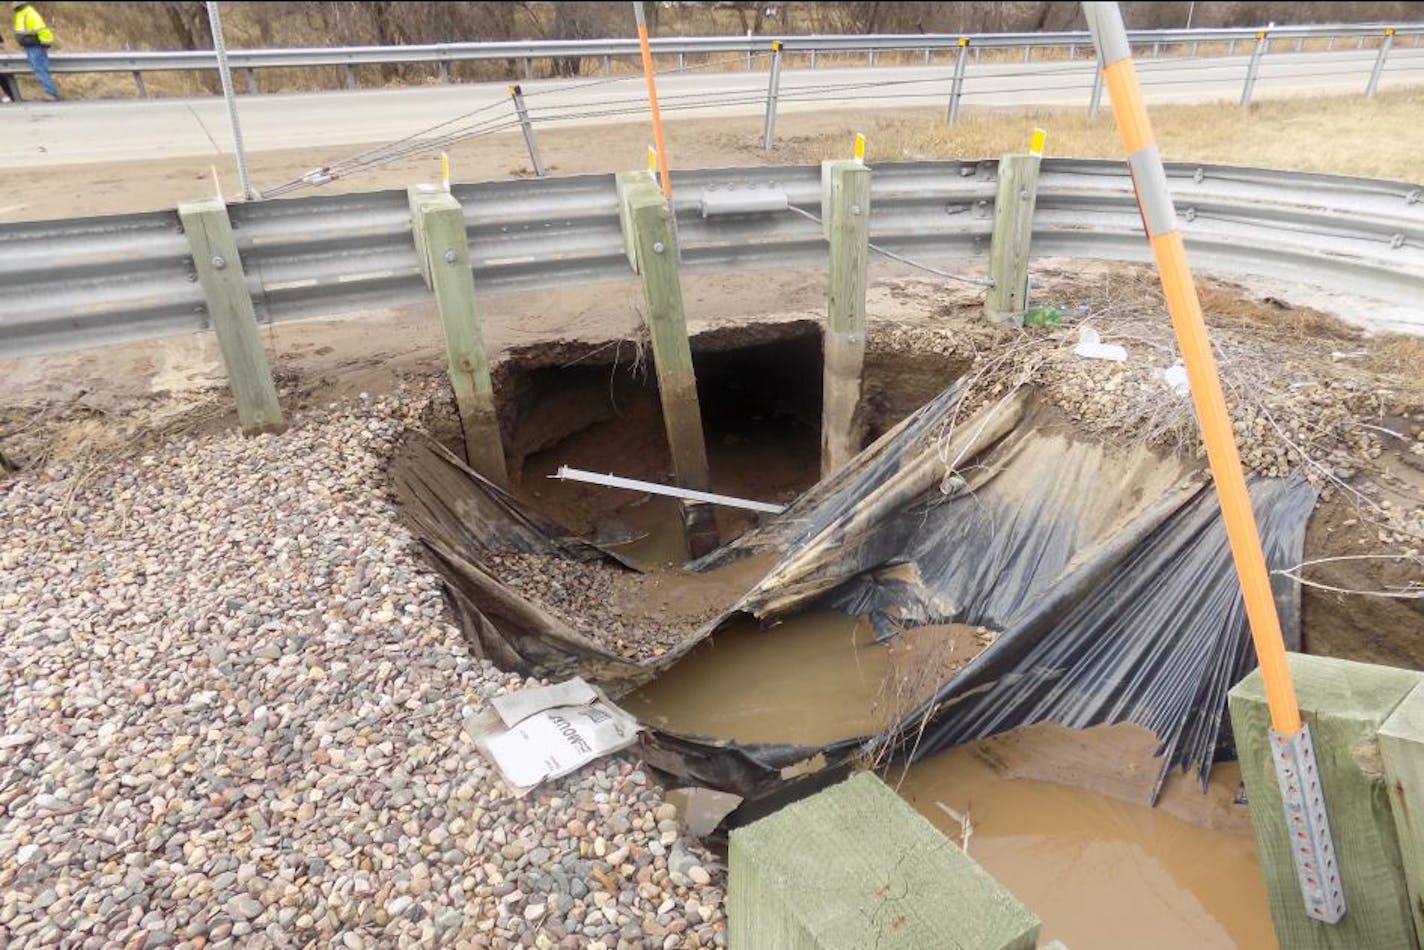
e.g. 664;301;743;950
1271;725;1347;921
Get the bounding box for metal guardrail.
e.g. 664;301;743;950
0;23;1418;92
0;159;1419;357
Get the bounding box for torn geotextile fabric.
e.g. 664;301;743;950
395;379;1315;802
694;383;1314;796
393;436;655;690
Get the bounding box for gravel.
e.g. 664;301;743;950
870;270;1424;546
0;383;726;949
483;553;722;662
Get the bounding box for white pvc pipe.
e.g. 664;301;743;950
551;466;786;514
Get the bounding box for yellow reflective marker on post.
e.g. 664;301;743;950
647;145;658;174
1029;128;1047;156
439;151;450;192
853;132;866;165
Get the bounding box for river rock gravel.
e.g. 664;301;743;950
0;383;726;950
482;553;725;662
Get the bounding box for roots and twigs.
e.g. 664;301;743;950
875;265;1424;560
1274;554;1424;600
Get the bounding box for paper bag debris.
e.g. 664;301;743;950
471;677;640;794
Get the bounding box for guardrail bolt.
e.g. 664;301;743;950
444;249;457;263
210;255;226;270
850;204;863;216
1391;234;1406;249
652;241;666;254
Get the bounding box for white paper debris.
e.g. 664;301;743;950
1073;326;1127;362
472;679;640;794
1161;362;1191;398
491;677;599;727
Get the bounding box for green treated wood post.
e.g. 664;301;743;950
177;199;284;436
820;160;871;477
1380;681;1424;944
626;183;711;494
1229;654;1422;949
625;182;716;557
408;190;508;487
616;169;656;271
730;772;1040;949
985;153;1042;325
407;184;440;290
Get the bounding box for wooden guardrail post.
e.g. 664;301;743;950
1228;654;1421;949
730;772;1040;949
1379;681;1424;944
616;168;657;270
177;199;284;435
407;188;508;486
985;144;1043;325
819;159;871;477
624;180;716;556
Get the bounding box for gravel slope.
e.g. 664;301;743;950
0;385;725;950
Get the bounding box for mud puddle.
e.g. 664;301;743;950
628;611;988;745
630;611;1274;948
899;738;1274;948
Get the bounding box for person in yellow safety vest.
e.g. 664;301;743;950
12;1;58;100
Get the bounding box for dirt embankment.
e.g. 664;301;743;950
3;261;1421;664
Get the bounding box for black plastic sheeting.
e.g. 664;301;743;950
394;378;1315;806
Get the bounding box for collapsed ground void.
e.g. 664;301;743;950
401;316;1280;948
392;276;1422;949
465;319;966;565
411;304;1424;673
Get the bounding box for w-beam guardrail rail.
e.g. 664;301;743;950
0;24;1419;96
0;159;1419;358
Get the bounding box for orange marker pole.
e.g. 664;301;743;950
1086;2;1342;925
633;3;672;199
1087;5;1297;734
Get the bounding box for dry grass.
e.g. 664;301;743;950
790;87;1424;182
1368;335;1424;399
1196;285;1363;342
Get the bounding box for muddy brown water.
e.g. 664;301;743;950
629;613;1277;948
629;611;986;744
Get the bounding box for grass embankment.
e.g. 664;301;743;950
792;88;1424;181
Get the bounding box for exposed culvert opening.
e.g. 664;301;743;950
449;318;965;566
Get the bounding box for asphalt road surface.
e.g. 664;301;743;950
0;46;1420;167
